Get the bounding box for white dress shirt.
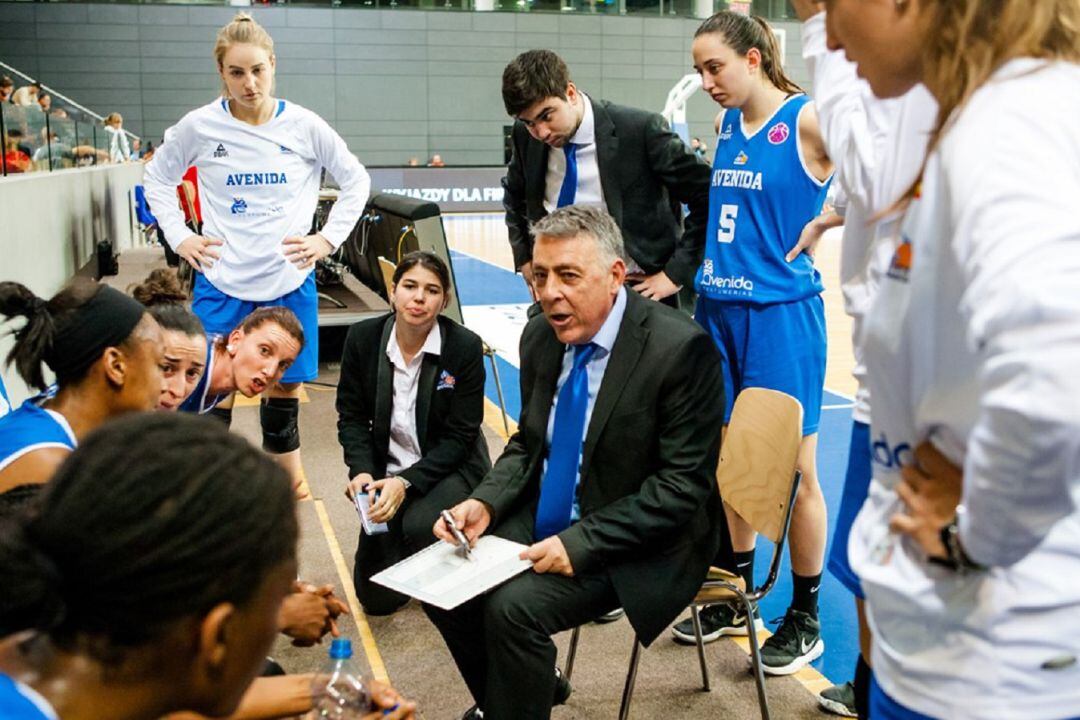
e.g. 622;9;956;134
543;95;605;214
385;322;442;475
543;287;628;521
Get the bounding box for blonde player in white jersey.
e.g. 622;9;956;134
144;13;370;483
788;0;937;714
826;0;1080;718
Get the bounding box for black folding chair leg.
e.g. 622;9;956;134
565;625;581;681
741;592;771;720
618;637;642;720
691;604;711;691
485;349;511;435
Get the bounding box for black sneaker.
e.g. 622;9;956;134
759;609;824;675
553;666;572;706
460;706;483;720
593;607;625;624
671;603;764;645
818;681;857;717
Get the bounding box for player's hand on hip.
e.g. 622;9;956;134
521;536;574;576
283;232;333;270
889;441;963;560
433;499;491;547
176;234;223;272
627;270;681;300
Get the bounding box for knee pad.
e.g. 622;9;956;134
260;397;300;454
207;405;233;428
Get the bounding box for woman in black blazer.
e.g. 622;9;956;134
337;251;491;615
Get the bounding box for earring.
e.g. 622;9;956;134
226;344;235;352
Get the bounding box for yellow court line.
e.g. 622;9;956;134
313;498;389;682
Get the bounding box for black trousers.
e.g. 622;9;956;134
422;510;620;720
353;471;474;615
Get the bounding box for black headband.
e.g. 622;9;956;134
43;285;147;381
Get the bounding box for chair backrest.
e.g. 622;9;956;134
715;388;803;544
378;256;397;299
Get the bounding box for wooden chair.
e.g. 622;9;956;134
377;256;511;435
563;387;803;720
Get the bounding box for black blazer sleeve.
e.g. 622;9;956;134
502;124;532;272
470;316;545;524
336;320;381;480
643;113;712;288
398;324;487;495
559;329;724;574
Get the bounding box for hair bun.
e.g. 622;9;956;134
0;282;49;320
130;269;186;307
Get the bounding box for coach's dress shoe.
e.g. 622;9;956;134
460;668;571;719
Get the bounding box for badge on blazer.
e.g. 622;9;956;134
437;370;457;391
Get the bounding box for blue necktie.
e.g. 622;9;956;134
535;342;598;541
556;143;578;208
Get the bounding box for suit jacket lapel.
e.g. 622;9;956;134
592;98;623;225
581;293;648;474
416;354;438;452
374;318;395;460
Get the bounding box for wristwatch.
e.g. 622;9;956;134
929;509;986;574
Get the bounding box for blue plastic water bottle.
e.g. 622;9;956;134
312;638;373;718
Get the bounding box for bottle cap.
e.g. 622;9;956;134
329;638;353;660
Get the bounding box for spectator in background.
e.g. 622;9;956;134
2;132;31;174
10;82;40;107
50;107;68;120
428;154;445;167
132;137;142;158
0;76;13;103
407;156;420;167
103;112;131;163
691;136;709;161
37;92;51;114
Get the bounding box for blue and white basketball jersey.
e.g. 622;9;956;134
0;674;55;720
179;338;225;415
696;94;832;305
0;395;77;474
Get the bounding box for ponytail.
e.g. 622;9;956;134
1;282;59;391
695;11;802;95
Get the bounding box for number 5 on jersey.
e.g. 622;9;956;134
717;204;738;244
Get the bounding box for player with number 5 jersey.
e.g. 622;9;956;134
670;10;834;676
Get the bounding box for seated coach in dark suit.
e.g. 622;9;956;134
427;206;725;720
501;49;712;306
337;251;491;616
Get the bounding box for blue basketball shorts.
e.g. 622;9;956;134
694;294;826;436
191;272;318;383
827;419;871;599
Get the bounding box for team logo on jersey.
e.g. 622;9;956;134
718;123;733;141
887;238;912;282
713;168;763;191
230;197;247;215
700;260;755;296
766;122;790;145
733;151;749;166
213;143;229;158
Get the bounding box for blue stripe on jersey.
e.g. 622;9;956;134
0;675;52;720
696;94;832;305
0;398;76;471
275;100;285;117
179;338;226;415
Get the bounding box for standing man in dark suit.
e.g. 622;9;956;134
501;49;712;306
426;206;725;720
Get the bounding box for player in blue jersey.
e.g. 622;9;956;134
0;280;165;501
670;10;835;675
144;13;371;486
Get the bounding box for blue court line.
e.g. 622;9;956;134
454;247;859;686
